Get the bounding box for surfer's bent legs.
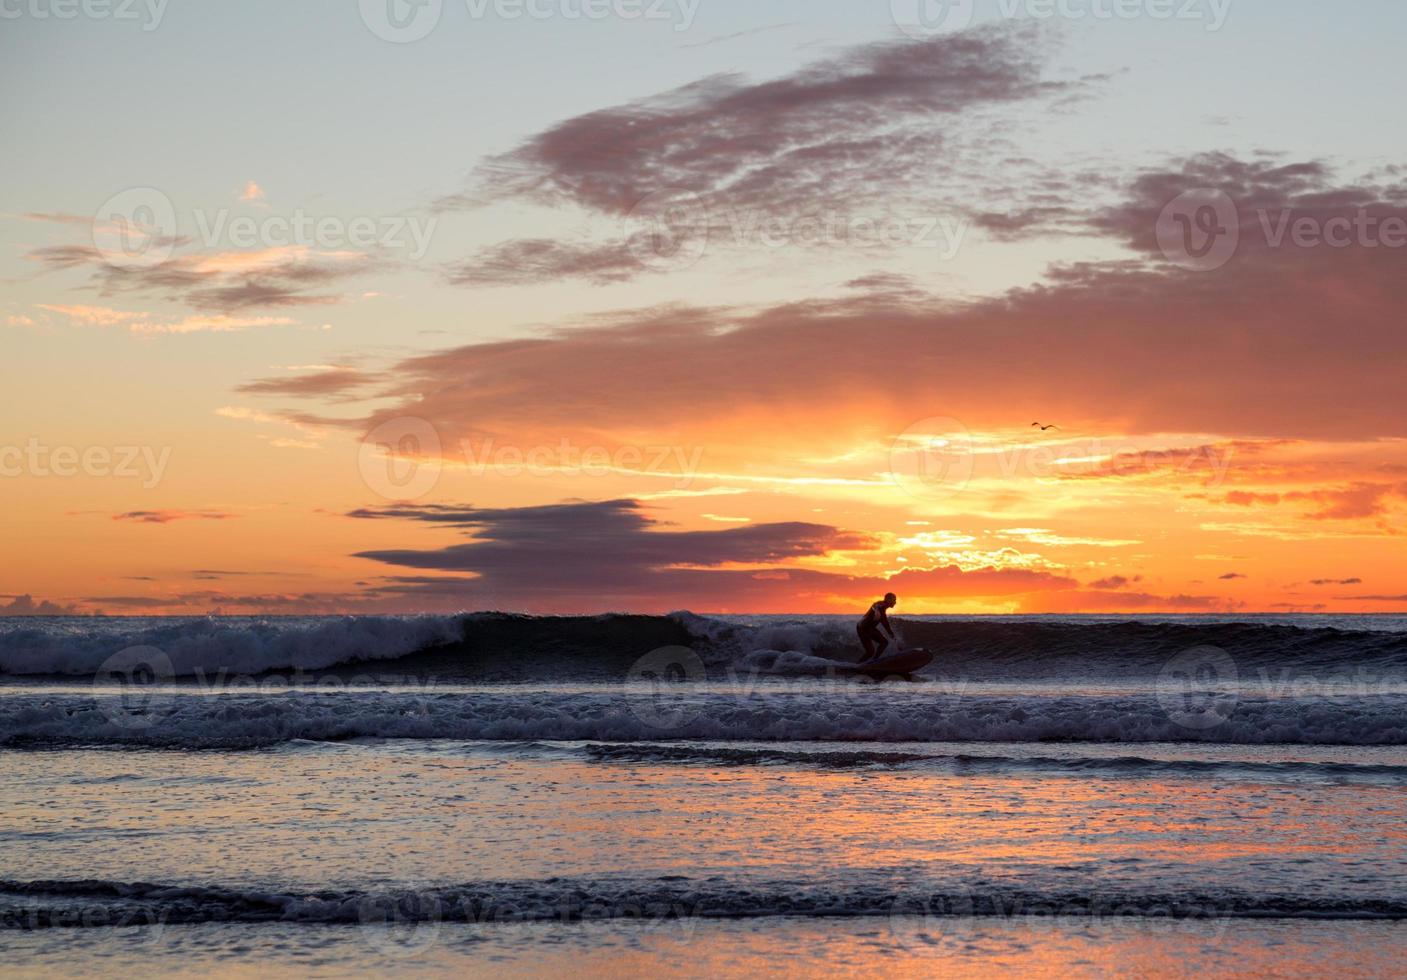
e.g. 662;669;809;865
857;624;888;663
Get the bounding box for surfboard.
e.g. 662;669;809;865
842;647;933;677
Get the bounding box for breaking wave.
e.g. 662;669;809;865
2;612;1406;680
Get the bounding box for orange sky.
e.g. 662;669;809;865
3;20;1405;616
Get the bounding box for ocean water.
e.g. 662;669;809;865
2;613;1406;977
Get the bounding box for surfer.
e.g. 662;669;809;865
857;593;898;663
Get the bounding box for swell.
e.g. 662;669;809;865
4;877;1405;928
715;618;1407;681
579;743;1407;781
3;690;1406;749
901;620;1407;677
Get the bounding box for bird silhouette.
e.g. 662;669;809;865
1031;422;1060;431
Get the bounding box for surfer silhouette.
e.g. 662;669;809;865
857;593;898;663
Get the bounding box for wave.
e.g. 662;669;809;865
578;743;1407;782
707;617;1407;680
3;612;1406;680
903;620;1407;678
3;690;1406;749
0;613;697;679
4;876;1405;928
0;615;470;678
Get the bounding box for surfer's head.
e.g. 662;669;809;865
883;592;897;607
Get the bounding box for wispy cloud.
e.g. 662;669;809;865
28;244;377;315
445;24;1097;285
236;366;376;398
37;303;298;334
112;510;238;524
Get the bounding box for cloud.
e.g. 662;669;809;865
464;25;1069;216
443;24;1095;284
1311;577;1362;586
22;212;92;227
236;367;375;398
843;272;924;296
1288;483;1402;521
79;596;174;608
37;303;298;334
1219;482;1406;521
112;510;238;524
1054;442;1270;483
27;244;375;315
880;564;1077;598
79;591;383;615
1027;590;1235;613
1225;491;1282;506
251;151;1407;455
447;238;647;287
350;499;877;573
996;528;1141;548
37;304;142;326
1219;573;1247;580
0;594;81;616
973;205;1082;239
346;499;1076;612
678;22;792;50
1091;153;1407;262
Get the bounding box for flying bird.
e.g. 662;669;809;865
1031;422;1060;431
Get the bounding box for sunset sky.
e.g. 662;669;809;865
2;0;1404;615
